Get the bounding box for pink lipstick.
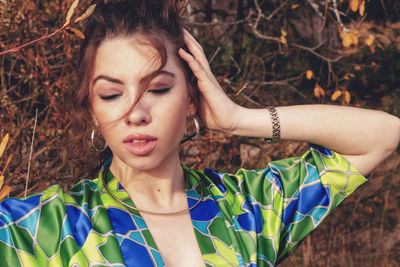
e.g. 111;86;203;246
123;135;158;156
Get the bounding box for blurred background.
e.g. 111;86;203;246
0;0;399;265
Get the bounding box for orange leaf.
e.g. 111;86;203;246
306;70;313;80
349;0;359;12
331;90;342;101
74;4;97;23
342;32;352;48
0;133;9;158
359;0;365;16
69;27;85;39
314;85;320;98
365;35;374;46
350;33;359;46
0;185;12;201
314;83;325;98
280;35;287;45
344;90;351;104
280;28;288;45
63;0;80;27
291;4;300;9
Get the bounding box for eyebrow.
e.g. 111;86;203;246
92;70;176;87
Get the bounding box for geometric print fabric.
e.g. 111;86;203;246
0;145;367;266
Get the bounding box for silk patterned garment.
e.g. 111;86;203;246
0;145;367;266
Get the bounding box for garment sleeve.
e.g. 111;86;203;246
0;186;70;266
232;144;368;264
273;145;367;262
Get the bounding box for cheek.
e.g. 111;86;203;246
156;97;189;134
158;103;186;130
92;99;129;125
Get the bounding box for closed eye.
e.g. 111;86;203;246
148;88;171;94
99;94;122;100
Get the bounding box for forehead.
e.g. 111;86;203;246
92;35;181;81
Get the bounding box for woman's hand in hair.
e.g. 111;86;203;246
178;29;243;133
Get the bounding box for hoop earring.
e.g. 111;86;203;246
181;116;201;144
190;116;200;141
91;129;108;152
190;116;201;140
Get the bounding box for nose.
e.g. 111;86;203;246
125;100;152;126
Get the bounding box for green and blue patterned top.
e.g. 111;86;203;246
0;145;367;266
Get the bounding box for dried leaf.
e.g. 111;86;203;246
344;90;351;104
0;133;9;158
63;0;80;27
342;31;358;48
359;0;365;16
350;32;359;46
280;35;287;45
291;4;300;9
331;90;342;101
314;86;320;98
365;35;374;46
314;83;325;98
74;4;97;23
354;64;361;71
349;0;359;12
342;32;352;48
69;27;85;39
319;86;325;97
280;28;288;45
306;70;313;80
0;185;12;201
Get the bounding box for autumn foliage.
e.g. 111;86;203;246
0;0;399;265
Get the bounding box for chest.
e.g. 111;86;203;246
142;213;205;267
99;172;260;266
105;195;242;266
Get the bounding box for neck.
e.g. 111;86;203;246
109;156;186;208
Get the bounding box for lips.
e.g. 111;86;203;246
123;135;158;156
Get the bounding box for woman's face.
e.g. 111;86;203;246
90;36;195;171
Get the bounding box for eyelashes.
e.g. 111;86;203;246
147;87;171;94
99;94;122;100
98;87;172;101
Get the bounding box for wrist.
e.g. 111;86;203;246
223;104;246;134
265;106;280;144
229;107;273;137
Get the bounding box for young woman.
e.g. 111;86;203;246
0;0;399;266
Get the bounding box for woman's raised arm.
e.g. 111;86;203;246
233;105;400;176
179;30;400;176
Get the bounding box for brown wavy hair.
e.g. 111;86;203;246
68;0;198;177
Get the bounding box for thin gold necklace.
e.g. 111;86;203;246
101;167;204;215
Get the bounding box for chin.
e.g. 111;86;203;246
119;151;177;172
122;157;162;171
110;141;181;172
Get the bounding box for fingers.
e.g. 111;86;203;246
182;29;211;72
182;29;203;53
178;48;209;83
